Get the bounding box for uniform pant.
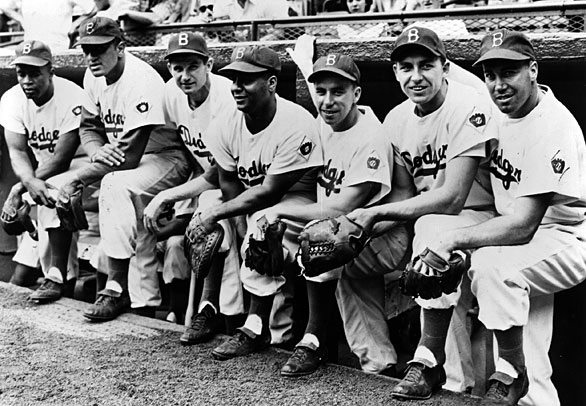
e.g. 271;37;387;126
13;157;91;280
164;189;245;316
98;149;190;308
471;222;586;406
239;192;315;344
305;223;411;373
414;209;497;392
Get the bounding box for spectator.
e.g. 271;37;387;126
0;0;96;51
188;0;214;23
212;0;288;20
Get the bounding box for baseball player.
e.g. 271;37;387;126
141;32;245;340
345;26;498;399
194;45;322;360
0;40;86;303
404;30;586;406
266;52;410;377
58;16;190;321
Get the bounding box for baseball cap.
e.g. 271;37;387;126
473;30;535;66
12;40;52;67
219;46;281;75
75;17;124;46
307;54;361;84
391;26;446;61
165;33;209;60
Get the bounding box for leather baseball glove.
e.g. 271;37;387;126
400;247;469;300
1;198;36;236
184;213;224;280
56;189;88;232
296;215;370;277
244;215;287;277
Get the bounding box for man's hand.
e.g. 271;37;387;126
90;144;125;167
23;178;57;208
59;178;83;203
143;193;170;234
346;207;377;235
198;209;219;233
5;189;24;212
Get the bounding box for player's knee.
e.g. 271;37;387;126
100;172;130;194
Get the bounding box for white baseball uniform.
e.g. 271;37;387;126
206;95;323;297
83;51;191;308
0;76;86;280
469;86;586;406
160;72;244;316
386;79;498;390
308;106;411;373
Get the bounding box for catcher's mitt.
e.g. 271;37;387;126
184;213;224;280
1;199;36;236
244;215;287;277
56;189;88;232
296;215;370;277
399;247;469;300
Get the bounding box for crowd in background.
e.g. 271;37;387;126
0;0;571;52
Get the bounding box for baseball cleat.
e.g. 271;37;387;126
391;362;446;400
480;368;529;406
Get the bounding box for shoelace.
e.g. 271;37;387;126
485;381;508;399
290;347;311;363
190;310;212;331
94;294;115;306
38;280;57;291
403;365;424;384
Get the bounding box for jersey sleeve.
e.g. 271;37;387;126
81;71;100;116
267;116;322;175
122;70;166;133
383;108;407;168
205;117;237;172
162;81;178;128
344;134;393;205
518;118;586;205
0;87;26;134
58;83;84;134
447;96;497;161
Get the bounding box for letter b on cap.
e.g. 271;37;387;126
178;33;189;46
492;32;503;47
407;28;419;43
325;54;337;66
235;47;246;59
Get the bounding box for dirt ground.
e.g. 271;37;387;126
0;282;480;406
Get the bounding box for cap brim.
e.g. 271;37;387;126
473;49;532;66
391;43;442;61
74;35;116;46
219;61;269;75
164;49;209;60
307;67;358;83
11;56;50;67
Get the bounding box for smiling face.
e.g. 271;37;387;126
314;74;361;131
167;54;212;97
482;59;538;118
81;40;123;79
229;71;275;115
393;48;449;115
15;64;53;105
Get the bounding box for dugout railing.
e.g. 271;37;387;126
115;1;586;46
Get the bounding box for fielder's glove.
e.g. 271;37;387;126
1;198;36;236
56;189;89;232
296;215;370;277
244;215;287;277
184;213;224;280
400;247;469;300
